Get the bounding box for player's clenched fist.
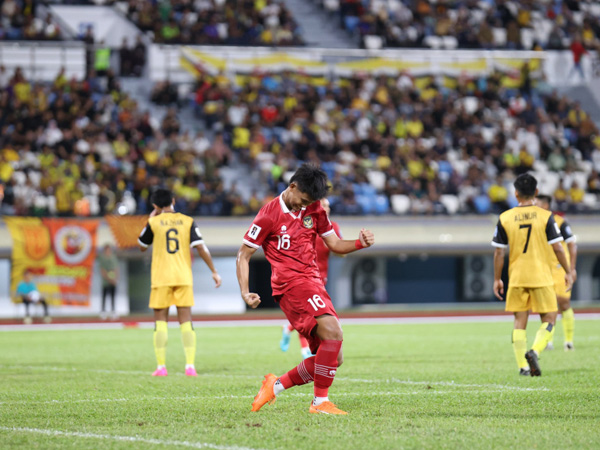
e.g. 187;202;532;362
243;292;261;309
359;228;375;248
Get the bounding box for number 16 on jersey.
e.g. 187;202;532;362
307;294;326;311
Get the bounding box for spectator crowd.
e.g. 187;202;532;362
1;64;600;218
126;0;304;47
332;0;600;51
1;0;61;41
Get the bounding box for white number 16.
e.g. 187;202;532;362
277;234;291;250
307;294;326;311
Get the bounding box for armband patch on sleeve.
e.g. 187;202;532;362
248;223;262;240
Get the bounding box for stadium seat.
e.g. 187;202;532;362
520;28;535;49
364;35;383;50
344;16;360;34
391;195;410;215
493;28;507;47
583;193;598;209
442;36;458;50
423;36;443;49
356;194;373;214
473;195;491;214
374;195;390;215
440;194;460;215
366;170;386;191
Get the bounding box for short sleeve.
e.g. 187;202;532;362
315;205;334;238
491;219;508;248
560;220;576;243
546;214;563;244
243;211;273;249
138;223;153;248
190;221;204;247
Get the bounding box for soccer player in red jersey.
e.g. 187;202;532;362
236;164;375;415
280;198;342;359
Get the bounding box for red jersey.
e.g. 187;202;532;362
315;221;341;284
243;195;335;295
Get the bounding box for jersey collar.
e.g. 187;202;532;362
278;195;305;219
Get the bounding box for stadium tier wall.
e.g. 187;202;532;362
0;216;599;318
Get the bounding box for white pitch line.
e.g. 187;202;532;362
0;388;541;407
0;427;262;450
0;313;599;332
336;377;549;392
0;364;548;393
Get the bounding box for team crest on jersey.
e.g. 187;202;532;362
303;216;313;229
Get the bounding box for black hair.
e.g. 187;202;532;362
151;188;173;208
514;173;537;198
289;164;330;201
536;194;552;204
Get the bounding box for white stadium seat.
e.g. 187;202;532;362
440;194;460;215
366;170;386;191
391;194;410;215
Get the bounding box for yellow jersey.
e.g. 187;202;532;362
549;214;575;271
138;212;203;288
492;205;563;287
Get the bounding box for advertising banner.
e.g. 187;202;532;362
5;218;99;307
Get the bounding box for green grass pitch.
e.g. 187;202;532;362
0;319;599;449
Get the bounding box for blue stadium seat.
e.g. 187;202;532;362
473;195;491;214
344;16;360;34
374;195;390;215
356;194;373;214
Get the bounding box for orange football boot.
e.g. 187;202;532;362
250;373;278;412
309;401;348;415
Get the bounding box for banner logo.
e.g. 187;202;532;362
54;226;93;265
23;225;51;260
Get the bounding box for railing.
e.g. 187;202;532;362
0;41;86;81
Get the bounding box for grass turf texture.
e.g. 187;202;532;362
0;320;599;449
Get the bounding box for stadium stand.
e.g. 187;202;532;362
329;0;600;50
125;0;304;47
0;1;62;41
1;62;600;218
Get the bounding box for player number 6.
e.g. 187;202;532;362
307;294;326;311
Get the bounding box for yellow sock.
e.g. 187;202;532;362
181;321;196;366
512;329;528;369
153;321;168;367
562;308;574;343
531;322;555;354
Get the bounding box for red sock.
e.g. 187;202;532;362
279;356;315;389
314;339;342;397
286;323;294;333
298;335;309;349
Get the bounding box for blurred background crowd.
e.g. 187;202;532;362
0;0;600;218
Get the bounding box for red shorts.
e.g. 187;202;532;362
275;280;338;354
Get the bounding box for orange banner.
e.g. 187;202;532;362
106;215;149;249
6;218;99;307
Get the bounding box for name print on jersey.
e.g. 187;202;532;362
514;212;537;221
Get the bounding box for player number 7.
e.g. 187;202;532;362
519;224;532;253
307;294;326;311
